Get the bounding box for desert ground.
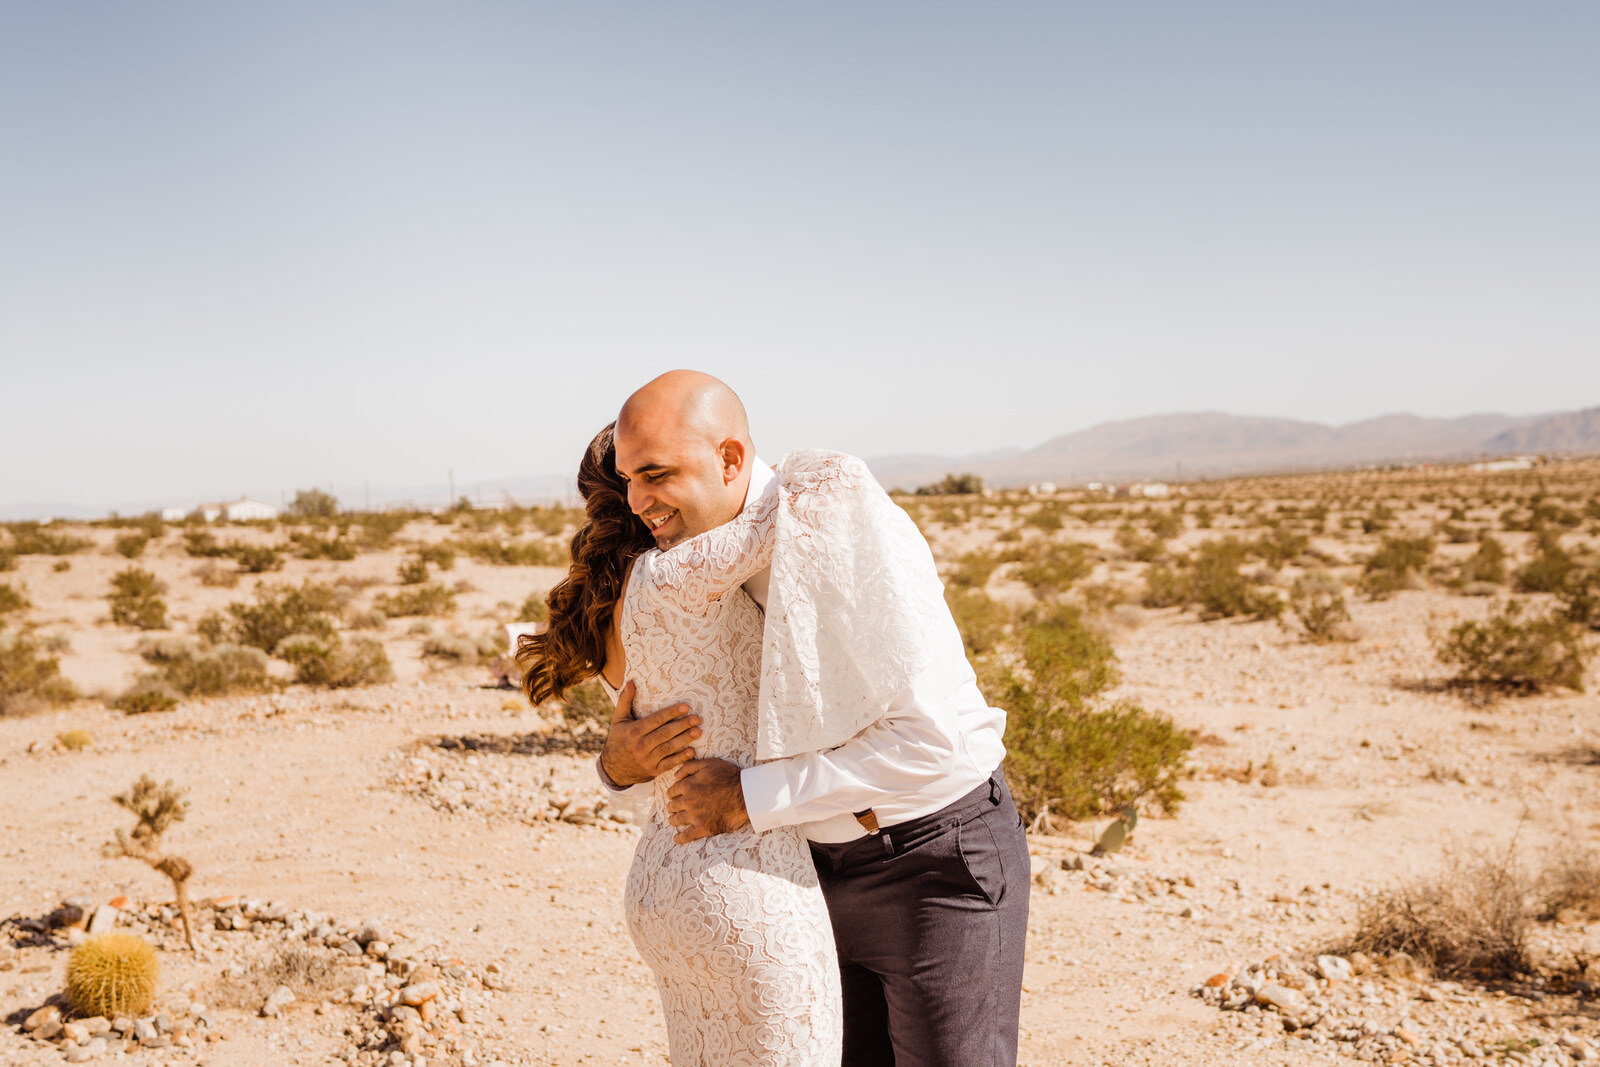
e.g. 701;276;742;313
3;460;1599;1066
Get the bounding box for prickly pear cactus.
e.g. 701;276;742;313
66;932;158;1018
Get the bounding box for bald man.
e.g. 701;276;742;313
601;370;1028;1067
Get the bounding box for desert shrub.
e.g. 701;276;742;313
558;677;613;732
1514;530;1576;593
915;473;984;495
192;560;239;588
1189;539;1283;620
983;604;1192;825
1539;848;1600;921
274;634;394;688
212;944;344;1012
1024;506;1064;533
1558;567;1600;630
287;530;358;560
114;533;150;558
1359;535;1434;599
111;677;181;715
1249;527;1310;567
373;582;456;617
1435;600;1588;693
1344;843;1530;979
107;567;168;630
1002;541;1095;596
225;582;339;652
451;536;567;567
1458;534;1507;586
182;530;228;558
1140;563;1189;608
0;628;79;716
1193;505;1214;529
1288;572;1356;644
412;543;454;570
135;637;275;697
6;522;91;555
1113;523;1164;562
945;549;1001;591
421;630;503;664
397;556;430;585
0;582;29;615
286;488;339;519
229;544;284;573
347;607;387;630
945;588;1011;660
519;592;550;623
1146;510;1183;539
0;548;13;571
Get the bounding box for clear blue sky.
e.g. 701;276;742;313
3;2;1597;512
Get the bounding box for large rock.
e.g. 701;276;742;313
85;904;120;935
1315;955;1353;983
1254;983;1312;1022
23;1005;60;1032
261;986;296;1018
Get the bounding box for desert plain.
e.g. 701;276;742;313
2;459;1599;1066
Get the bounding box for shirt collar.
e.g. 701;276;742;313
744;456;775;509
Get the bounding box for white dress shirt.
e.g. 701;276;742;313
600;457;1007;844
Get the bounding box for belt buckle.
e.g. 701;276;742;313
853;808;880;835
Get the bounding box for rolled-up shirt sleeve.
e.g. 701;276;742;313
594;755;654;817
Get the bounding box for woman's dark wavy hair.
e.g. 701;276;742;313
518;423;654;705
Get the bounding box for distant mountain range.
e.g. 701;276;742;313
865;406;1600;490
7;406;1598;521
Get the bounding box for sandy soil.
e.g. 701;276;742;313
3;467;1598;1065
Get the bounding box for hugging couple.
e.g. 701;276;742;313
517;370;1029;1066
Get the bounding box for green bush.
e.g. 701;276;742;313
519;592;550;623
982;605;1191;825
182;530;229;558
107;568;168;630
287;530;358;560
397;556;430;585
1002;541;1094;596
133;637;275;697
1114;523;1165;563
1288;572;1356;644
1435;600;1588;694
286;488;339;519
450;537;567;567
1458;534;1507;586
0;628;79;716
1188;539;1283;620
417;543;456;570
1558;568;1600;630
0;582;29;615
111;677;180;715
229;544;284;573
914;473;984;495
274;634;394;687
1249;527;1310;567
945;587;1011;660
421;630;503;664
114;533;150;559
1514;530;1576;593
1359;535;1434;599
374;582;456;617
1140;563;1189;609
945;549;1000;591
5;522;91;555
224;582;340;652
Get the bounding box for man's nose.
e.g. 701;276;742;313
627;480;650;515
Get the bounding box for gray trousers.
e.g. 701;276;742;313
809;771;1030;1066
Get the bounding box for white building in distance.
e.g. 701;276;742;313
163;497;279;522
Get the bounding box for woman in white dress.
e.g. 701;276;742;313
517;424;841;1066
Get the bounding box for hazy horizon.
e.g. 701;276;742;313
4;3;1597;513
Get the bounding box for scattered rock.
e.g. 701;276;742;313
261;985;296;1018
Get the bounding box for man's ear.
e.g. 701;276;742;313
718;438;749;485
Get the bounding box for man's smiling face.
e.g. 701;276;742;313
613;407;743;550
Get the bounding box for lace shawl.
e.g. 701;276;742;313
754;450;970;761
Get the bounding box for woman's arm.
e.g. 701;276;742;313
638;478;780;611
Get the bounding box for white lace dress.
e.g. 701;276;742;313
616;482;842;1066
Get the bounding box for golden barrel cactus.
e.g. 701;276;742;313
66;933;158;1018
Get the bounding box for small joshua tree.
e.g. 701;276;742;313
105;776;198;950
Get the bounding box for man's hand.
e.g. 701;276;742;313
665;758;750;843
598;681;701;788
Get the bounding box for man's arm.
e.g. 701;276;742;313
666;682;972;840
